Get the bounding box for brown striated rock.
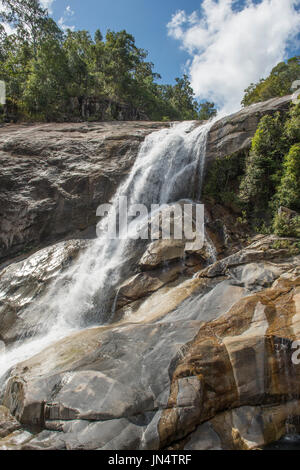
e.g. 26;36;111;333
183;401;300;450
158;267;300;448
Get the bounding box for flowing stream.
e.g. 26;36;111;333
0;119;215;380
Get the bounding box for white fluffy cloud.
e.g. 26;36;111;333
167;0;300;114
40;0;55;14
58;4;75;32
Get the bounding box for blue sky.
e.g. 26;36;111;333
43;0;300;112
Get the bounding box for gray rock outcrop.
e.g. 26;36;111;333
206;95;292;164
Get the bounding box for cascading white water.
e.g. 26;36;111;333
0;119;214;379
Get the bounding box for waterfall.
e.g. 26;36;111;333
0;119;214;379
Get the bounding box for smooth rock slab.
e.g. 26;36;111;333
0;239;88;344
206;95;292;165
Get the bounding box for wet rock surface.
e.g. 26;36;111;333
181;402;300;450
0;235;299;450
0;240;88;345
0;406;21;439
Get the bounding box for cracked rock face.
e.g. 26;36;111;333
1;235;299;450
182;401;300;450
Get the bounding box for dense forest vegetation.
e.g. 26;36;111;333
1;0;298;123
0;0;217;122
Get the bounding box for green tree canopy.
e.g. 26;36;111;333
275;143;300;212
0;0;215;122
242;57;300;107
198;101;217;121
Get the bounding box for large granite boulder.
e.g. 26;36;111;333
206;95;292;165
